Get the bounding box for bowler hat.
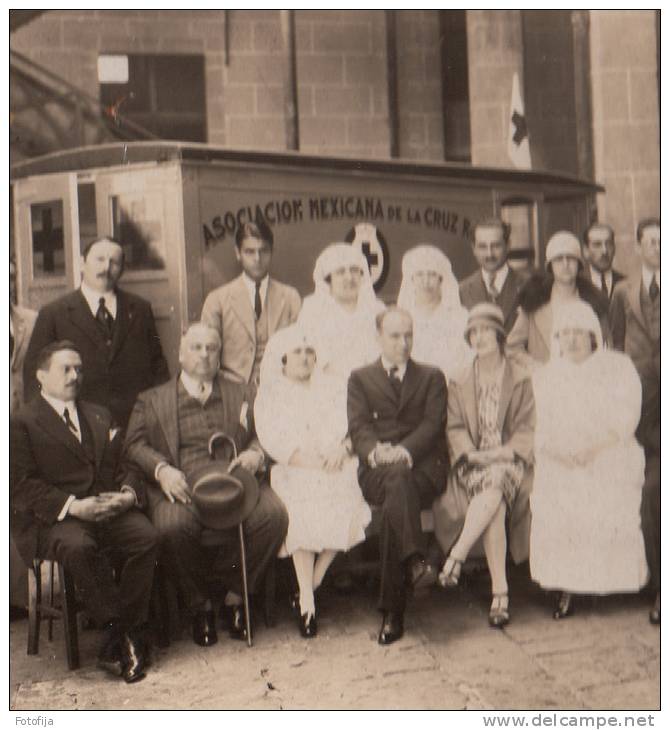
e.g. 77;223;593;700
464;302;506;344
187;433;260;530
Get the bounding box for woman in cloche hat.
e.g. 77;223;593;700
435;303;535;628
506;230;612;368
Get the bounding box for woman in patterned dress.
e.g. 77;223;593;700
437;303;535;627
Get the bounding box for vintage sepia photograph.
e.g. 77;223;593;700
7;7;660;717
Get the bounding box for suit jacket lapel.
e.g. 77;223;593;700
496;360;514;435
461;366;480;448
230;276;256;342
109;289;133;360
368;358;398;406
266;279;287;335
627;273;651;337
79;401;109;472
498;271;519;325
398;359;421;412
67;290;107;348
153;379;181;466
35;397;91;464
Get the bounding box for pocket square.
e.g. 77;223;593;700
108;428;120;442
373;411;379;420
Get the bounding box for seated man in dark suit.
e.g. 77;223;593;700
348;307;448;645
124;322;288;647
459;216;524;332
10;341;158;683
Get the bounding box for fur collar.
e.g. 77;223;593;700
517;272;608;317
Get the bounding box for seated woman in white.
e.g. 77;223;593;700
298;243;385;383
254;324;371;638
530;299;648;619
436;303;535;628
397;244;473;380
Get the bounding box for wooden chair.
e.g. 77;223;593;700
27;559;80;670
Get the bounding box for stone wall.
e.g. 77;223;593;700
589;10;660;273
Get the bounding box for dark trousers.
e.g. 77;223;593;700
360;463;434;613
37;509;159;633
150;484;288;613
640;453;660;593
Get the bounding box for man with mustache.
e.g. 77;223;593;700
581;222;625;301
459;216;525;332
23;237;169;429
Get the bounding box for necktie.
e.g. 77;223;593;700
96;297;113;338
63;407;78;437
600;271;608;298
389;366;403;399
487;272;499;302
198;383;208;405
649;276;659;301
254;282;262;321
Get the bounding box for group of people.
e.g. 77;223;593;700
9;212;660;685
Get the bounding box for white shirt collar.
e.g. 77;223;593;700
482;263;509;293
241;273;269;311
641;265;660;291
381;355;407;380
41;393;81;440
80;282;117;319
180;371;214;402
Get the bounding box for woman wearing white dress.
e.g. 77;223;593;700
254;324;371;637
530;299;648;619
298;243;385;382
397;244;473;380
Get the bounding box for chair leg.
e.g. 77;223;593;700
47;560;55;641
27;560;41;656
238;524;252;648
58;563;80;670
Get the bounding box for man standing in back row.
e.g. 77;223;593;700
581;221;625;301
459;216;524;332
201;219;302;389
610;217;661;625
24;236;169;429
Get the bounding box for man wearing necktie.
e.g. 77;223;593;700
201;219;301;390
581;222;625;301
23;237;169;429
11;341;158;682
348;308;448;645
459;216;525;333
610;217;661;625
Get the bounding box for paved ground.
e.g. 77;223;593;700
9;564;660;711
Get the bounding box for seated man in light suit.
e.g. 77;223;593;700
124;322;288;647
201;219;302;389
347;307;448;645
11;341;158;683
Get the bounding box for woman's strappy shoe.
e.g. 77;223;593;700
438;555;463;588
553;591;574;620
489;594;510;628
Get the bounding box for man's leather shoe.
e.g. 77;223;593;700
121;633;147;684
406;555;437;591
649;592;660;625
97;623;123;677
378;611;404;645
193;610;218;647
221;603;250;641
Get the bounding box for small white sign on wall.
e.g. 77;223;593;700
97;54;129;84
